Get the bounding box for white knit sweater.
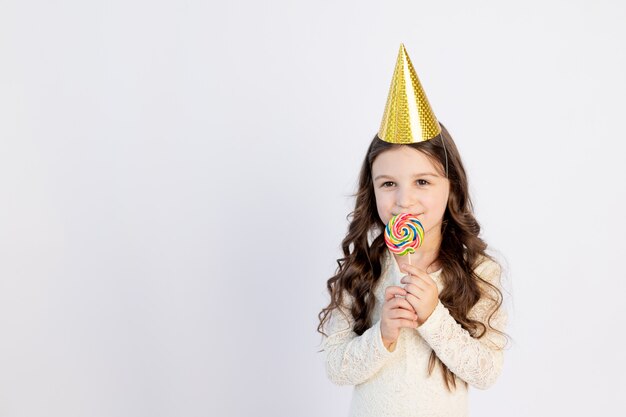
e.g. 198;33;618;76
322;248;508;417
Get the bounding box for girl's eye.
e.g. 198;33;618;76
381;181;395;188
417;179;429;186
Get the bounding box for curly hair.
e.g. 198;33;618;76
317;123;509;391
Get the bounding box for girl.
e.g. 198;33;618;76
317;45;509;417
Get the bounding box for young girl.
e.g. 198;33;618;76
317;45;509;417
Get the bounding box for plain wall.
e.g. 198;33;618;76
1;0;625;416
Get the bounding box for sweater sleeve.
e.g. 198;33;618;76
416;260;508;390
322;294;396;386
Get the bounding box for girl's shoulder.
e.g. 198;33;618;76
470;255;506;318
472;254;502;285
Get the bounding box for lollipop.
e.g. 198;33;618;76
384;213;424;261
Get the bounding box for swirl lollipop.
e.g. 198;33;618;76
384;213;424;263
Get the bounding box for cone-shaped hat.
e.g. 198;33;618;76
378;44;441;144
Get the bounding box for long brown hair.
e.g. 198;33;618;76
317;123;509;391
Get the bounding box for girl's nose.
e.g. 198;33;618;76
395;189;416;209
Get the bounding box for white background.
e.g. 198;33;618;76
1;1;625;416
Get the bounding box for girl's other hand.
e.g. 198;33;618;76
399;264;440;326
380;286;419;351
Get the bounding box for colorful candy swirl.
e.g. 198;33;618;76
384;213;424;255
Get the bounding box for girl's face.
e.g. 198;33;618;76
372;146;450;241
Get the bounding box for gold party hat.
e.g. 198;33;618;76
378;44;441;144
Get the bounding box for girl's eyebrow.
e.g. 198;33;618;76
374;173;439;181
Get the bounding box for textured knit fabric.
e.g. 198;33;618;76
322;248;508;417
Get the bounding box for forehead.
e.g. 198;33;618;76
371;146;443;177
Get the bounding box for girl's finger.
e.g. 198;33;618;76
405;293;420;308
399;274;416;285
390;308;418;321
389;297;416;312
401;264;436;286
394;319;419;329
401;276;428;291
404;283;426;298
384;285;407;301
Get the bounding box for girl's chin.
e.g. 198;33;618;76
380;216;429;230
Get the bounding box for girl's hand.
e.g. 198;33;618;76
399;263;440;326
380;286;419;351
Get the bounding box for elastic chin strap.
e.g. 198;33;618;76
441;132;449;178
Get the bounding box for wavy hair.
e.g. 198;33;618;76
317;123;509;391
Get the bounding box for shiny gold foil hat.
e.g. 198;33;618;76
377;43;448;176
378;44;442;144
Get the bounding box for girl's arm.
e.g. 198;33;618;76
322;293;395;386
416;259;508;390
